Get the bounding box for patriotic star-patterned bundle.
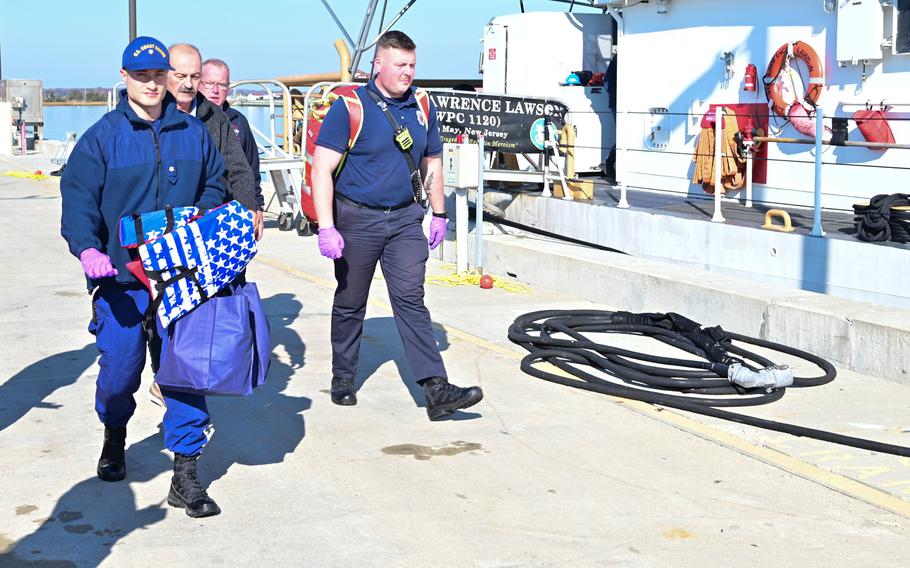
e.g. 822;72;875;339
137;201;257;327
119;206;199;248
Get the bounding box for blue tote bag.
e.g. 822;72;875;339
156;282;271;396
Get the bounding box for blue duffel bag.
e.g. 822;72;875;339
155;281;271;396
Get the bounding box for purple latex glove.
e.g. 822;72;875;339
428;216;447;250
318;226;345;260
79;248;118;279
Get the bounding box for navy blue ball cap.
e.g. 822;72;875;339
122;36;174;71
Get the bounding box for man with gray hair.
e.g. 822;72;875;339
167;44;260;224
200;57;264;234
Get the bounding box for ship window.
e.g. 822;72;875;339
898;0;910;54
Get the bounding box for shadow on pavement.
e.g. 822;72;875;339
0;344;98;433
0;293;312;566
0;430;171;567
203;292;311;484
354;316;478;421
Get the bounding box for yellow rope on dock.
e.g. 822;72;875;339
425;269;532;294
2;170;49;181
374;262;531;293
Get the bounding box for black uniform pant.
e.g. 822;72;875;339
331;198;447;382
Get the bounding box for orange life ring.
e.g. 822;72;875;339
764;41;824;118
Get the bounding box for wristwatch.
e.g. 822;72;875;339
432;211;447;219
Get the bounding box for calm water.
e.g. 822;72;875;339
43;104;279;142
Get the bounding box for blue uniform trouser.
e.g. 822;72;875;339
90;282;209;456
331;198;447;382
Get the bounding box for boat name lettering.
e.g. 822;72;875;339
430;92;568;153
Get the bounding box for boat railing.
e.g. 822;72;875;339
106;82;125;111
51;132;77;167
228;79;295;159
605;106;910;237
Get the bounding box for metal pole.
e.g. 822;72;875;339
350;0;379;78
711;107;725;223
475;136;485;271
811;107;825;237
370;0;389;78
365;0;419;51
753;135;910;151
129;0;137;41
455;185;468;273
744;141;753;208
548;136;572;200
19;116;26;156
617;109;630;208
319;0;357;48
607;7;628;208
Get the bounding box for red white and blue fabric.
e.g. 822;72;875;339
119;206;198;248
138;201;257;327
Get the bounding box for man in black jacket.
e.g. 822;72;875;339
200;57;264;235
167;44;260;222
149;43;261;411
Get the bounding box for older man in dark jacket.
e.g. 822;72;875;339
199;58;264;219
148;43;262;411
167;43;260;230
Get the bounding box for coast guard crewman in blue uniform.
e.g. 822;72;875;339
311;30;484;420
60;36;226;517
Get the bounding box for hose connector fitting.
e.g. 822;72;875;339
728;363;794;389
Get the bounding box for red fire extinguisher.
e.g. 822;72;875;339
743;64;757;92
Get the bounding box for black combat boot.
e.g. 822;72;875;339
421;377;484;420
167;454;221;518
97;426;127;482
330;376;357;406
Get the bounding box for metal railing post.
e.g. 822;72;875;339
455;185;469;273
547;136;572;200
711;107;725;223
475;136;485;271
744;141;754;208
617;109;630;208
811;107;825;237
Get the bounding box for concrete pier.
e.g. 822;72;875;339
1;152;909;567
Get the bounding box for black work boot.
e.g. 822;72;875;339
331;376;357;406
167;454;221;518
421;377;484;421
97;426;127;482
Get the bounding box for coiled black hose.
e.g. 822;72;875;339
889;208;910;243
853;193;910;242
508;310;910;457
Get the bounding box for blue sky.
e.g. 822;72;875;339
0;0;601;88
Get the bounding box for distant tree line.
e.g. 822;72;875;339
44;88;110;103
43;87;264;103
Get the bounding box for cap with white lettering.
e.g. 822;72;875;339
122;36;174;71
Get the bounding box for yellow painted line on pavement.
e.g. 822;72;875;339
256;254;910;518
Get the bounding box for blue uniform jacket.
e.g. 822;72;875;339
316;80;442;207
60;92;226;288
